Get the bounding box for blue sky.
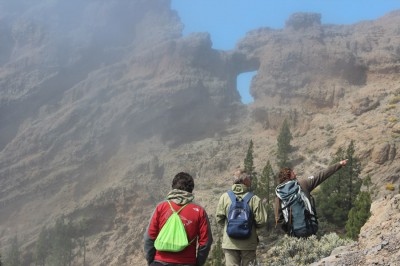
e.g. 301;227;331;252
171;0;400;103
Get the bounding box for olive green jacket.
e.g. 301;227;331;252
216;184;267;250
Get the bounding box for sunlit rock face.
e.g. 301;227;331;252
0;1;400;264
236;11;400;109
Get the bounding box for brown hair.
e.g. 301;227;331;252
278;167;293;184
233;170;250;184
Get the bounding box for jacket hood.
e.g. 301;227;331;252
231;184;249;194
166;189;194;205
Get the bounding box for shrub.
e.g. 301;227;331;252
386;183;395;191
325;124;334;132
387;116;398;123
385;104;397;111
327;137;336;147
264;233;354;266
388;96;400;104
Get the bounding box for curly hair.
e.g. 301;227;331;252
172;172;194;193
278;167;293;184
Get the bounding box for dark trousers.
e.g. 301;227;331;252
150;261;195;266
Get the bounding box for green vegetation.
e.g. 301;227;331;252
244;140;258;192
265;233;354;266
4;235;20;266
384;104;397;111
205;236;224;266
244;140;255;175
327;137;336;147
35;227;49;266
255;160;276;230
315;141;362;229
388;95;400;104
277;119;293;168
325;123;334;132
31;216;89;266
386;183;395;191
346;191;371;239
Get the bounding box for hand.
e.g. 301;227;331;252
340;159;348;166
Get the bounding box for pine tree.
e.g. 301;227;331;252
316;141;362;229
48;216;76;266
363;175;372;191
34;227;50;266
5;235;20;266
244;140;257;192
205;236;224;266
256;161;275;203
76;219;89;266
277;119;293;168
254;161;276;231
212;237;223;266
345;191;371;239
244;140;255;175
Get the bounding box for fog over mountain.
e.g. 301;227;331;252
0;0;399;265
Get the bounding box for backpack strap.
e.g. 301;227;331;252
167;200;188;214
227;190;237;203
242;192;254;204
227;190;254;203
279;199;296;211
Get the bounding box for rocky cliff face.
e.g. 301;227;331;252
0;1;399;265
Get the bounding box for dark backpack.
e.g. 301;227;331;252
275;180;318;238
226;190;254;239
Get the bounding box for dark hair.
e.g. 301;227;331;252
172;172;194;193
278;167;293;184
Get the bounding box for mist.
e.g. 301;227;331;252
1;1;400;265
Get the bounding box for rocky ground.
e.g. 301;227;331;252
311;194;400;266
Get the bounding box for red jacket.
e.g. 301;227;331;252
144;200;212;265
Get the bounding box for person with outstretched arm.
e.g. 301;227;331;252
275;159;348;236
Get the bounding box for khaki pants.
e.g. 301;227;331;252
223;249;256;266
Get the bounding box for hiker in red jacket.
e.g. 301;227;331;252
144;172;213;266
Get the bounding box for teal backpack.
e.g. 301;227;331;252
276;180;318;238
154;201;195;252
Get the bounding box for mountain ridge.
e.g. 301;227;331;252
0;1;399;265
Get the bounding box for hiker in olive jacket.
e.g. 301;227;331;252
275;159;348;233
216;170;267;266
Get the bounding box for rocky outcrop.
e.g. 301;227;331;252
351;96;380;116
313;195;400;266
371;142;397;164
236;11;400;112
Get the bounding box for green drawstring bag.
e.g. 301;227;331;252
154;201;194;252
